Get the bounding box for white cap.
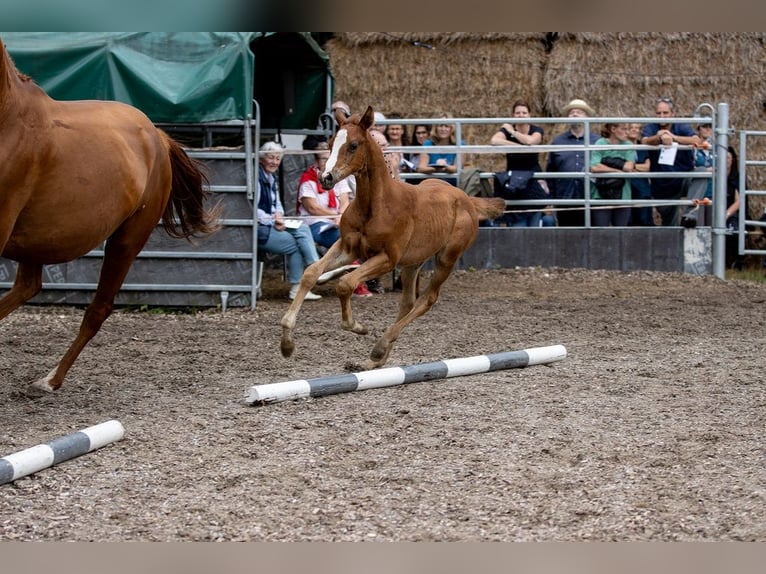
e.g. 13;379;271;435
373;111;386;123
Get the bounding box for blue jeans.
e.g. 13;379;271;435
310;221;340;249
260;224;319;284
501;211;542;227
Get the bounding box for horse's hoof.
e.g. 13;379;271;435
280;338;295;358
343;361;365;372
29;379;56;394
361;359;384;370
342;322;368;335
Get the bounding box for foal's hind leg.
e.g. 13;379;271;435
395;264;422;321
0;262;43;321
365;258;456;370
31;234;148;392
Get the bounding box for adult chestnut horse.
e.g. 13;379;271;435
281;106;505;370
0;38;220;392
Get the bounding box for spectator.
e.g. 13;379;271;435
680;122;715;228
408;122;431;183
256;141;322;301
627;122;654;226
490;99;548;227
641;97;700;226
296;142;352;249
417;112;461;186
385;113;414;173
412;122;431;148
724;146;744;270
371;129;401;181
280;134;328;217
372;111;387;136
590;123;636;227
545;98;599;227
330;100;351;133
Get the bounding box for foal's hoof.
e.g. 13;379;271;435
343;360;366;372
342;321;368;335
280;338;295;358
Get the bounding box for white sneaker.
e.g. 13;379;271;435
316;263;360;285
289;285;322;301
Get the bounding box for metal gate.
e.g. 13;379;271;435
738;130;766;265
0;118;263;310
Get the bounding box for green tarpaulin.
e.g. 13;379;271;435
1;32;331;126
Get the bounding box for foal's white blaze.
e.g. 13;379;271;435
323;129;347;176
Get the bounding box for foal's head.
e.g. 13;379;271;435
320;106;379;189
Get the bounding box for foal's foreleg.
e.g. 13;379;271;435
365;261;455;370
336;252;392;335
280;241;351;358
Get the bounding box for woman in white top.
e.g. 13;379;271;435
296;142;352;249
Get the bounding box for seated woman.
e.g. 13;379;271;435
297;142;352;249
256;141;322;301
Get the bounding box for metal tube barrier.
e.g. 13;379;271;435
2;108;743;309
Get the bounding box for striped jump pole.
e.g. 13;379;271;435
245;344;566;406
0;420;125;485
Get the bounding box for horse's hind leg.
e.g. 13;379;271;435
365;257;456;370
0;262;43;321
31;236;145;392
395;264;422;321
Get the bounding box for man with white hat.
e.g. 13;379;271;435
545;98;599;227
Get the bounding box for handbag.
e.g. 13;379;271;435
594;156;626;200
493;170;534;200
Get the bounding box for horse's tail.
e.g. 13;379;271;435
471;197;506;221
161;134;222;240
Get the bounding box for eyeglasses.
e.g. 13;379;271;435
655;97;674;105
415;130;428;135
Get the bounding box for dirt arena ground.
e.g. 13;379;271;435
1;267;765;541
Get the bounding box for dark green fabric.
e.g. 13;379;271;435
2;32;257;122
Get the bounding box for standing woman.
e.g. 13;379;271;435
417;112;461;186
590;123;636;227
490;99;547;226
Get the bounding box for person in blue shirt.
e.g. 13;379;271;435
416;112;461;187
627;122;654;226
545;99;600;227
641;97;700;226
